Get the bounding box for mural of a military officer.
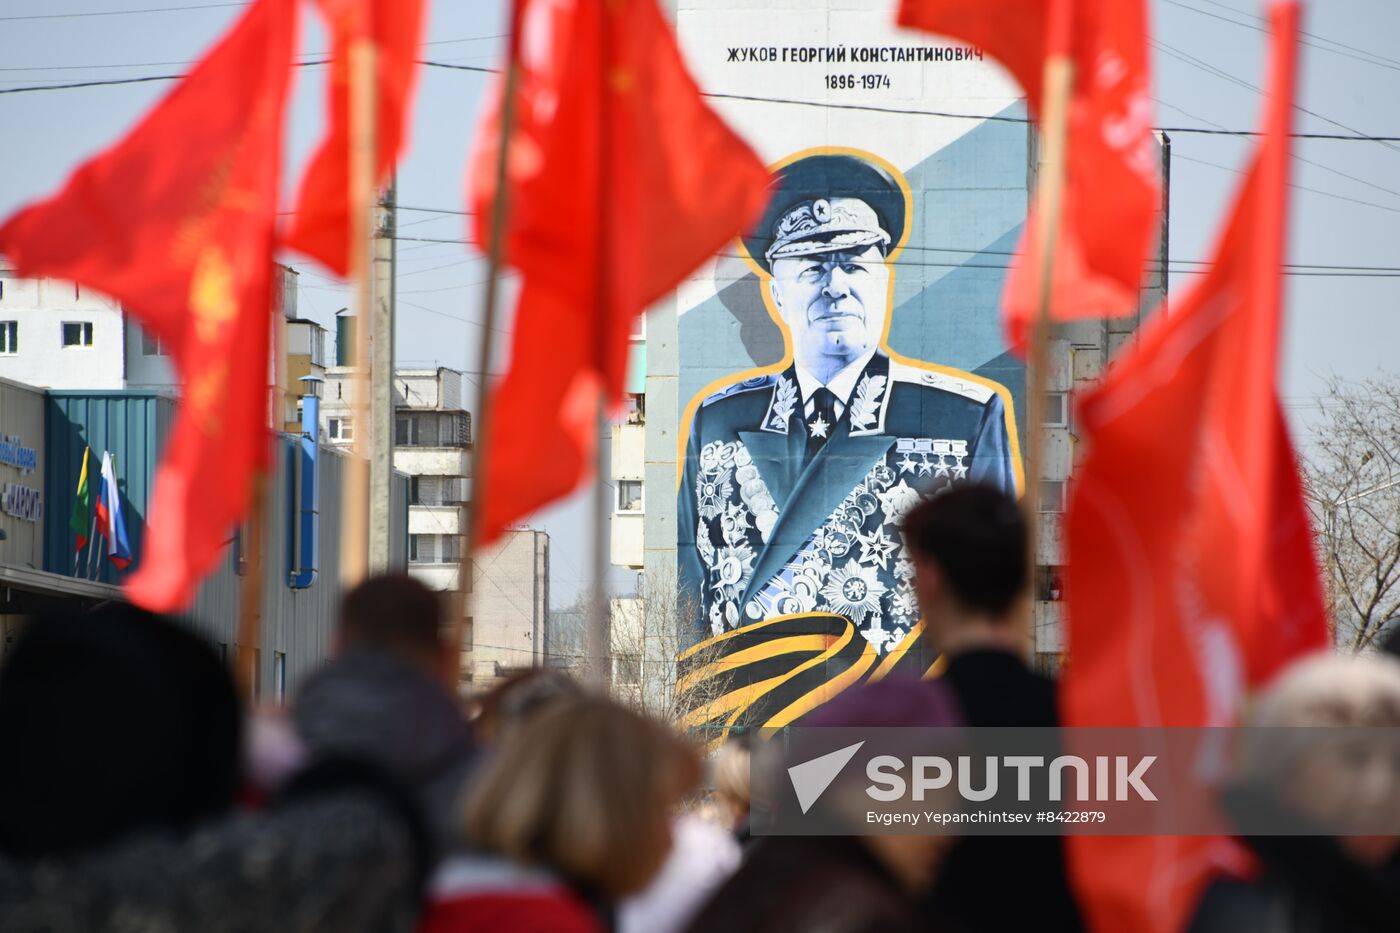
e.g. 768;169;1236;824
678;150;1021;655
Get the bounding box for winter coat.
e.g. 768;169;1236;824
925;648;1083;933
684;835;925;933
1188;785;1400;933
419;853;605;933
291;649;480;860
0;763;429;933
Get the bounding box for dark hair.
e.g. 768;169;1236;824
473;668;585;743
902;483;1028;617
0;603;242;860
339;573;444;661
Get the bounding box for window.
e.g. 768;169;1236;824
622;393;645;424
396;415;419;446
1039;480;1067;513
141;328;167;356
0;281;5;300
613;652;642;686
1037;565;1065;602
328;417;353;442
409;475;421;505
0;321;16;354
1042;391;1068;427
437;535;462;564
617;479;643;512
62;321;94;348
409;533;423;562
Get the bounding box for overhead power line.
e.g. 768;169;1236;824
0;35;504;73
0;2;243;22
1163;0;1400;75
4;57;1400;147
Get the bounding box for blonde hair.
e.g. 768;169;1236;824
712;737;751;824
1240;652;1400;782
1251;653;1400;729
463;697;701;898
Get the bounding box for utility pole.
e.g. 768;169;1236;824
368;179;397;573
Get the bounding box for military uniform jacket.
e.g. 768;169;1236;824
678;350;1017;651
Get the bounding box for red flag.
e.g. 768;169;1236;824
468;0;769;542
897;0;1160;353
285;0;426;275
0;0;297;611
1061;5;1325;931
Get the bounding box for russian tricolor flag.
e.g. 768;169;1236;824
94;451;133;570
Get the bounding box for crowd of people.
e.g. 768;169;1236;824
0;485;1396;931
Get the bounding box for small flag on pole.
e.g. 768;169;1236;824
95;451;133;571
69;446;92;554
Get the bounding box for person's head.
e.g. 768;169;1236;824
338;573;447;677
745;152;907;380
464;697;701;899
712;733;752;830
0;603;242;860
771;246;890;375
902;484;1029;657
1242;652;1400;866
799;678;966;893
470;667;585;745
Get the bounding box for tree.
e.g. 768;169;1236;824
608;567;735;735
1301;374;1400;652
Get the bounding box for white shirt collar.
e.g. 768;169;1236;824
795;348;877;409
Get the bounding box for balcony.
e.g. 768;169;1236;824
410;504;463;536
610;510;644;569
408;563;460;592
610;422;645;480
394;445;471;479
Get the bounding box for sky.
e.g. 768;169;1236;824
1;0;1397;608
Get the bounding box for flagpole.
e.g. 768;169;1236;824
585;1;615;691
455;9;523;690
340;34;378;589
83;514;99;579
1024;13;1075;659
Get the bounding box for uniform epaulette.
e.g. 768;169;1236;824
889;360;996;405
701;373;779;407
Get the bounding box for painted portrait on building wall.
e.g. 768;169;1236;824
676;149;1023;726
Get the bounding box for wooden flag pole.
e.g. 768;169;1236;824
341;37;378;589
1024;50;1075;656
455;15;523;689
236;291;286;700
586;2;615;690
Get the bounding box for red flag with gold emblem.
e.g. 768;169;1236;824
1061;5;1324;931
0;0;296;611
285;0;426;275
468;0;769;542
897;0;1159;353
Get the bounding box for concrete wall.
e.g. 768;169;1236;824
394;368;463;412
470;529;550;685
0;277;125;390
123;321;178;389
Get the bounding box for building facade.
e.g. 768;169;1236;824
0;267;407;699
321;361;551;687
601;0;1170;727
0;265;300;396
